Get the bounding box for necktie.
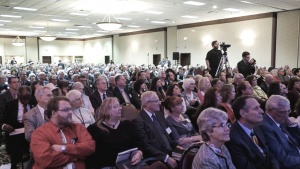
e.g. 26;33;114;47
103;93;106;100
280;124;299;148
23;104;28;114
250;131;265;155
121;90;131;104
60;129;75;169
44;110;49;122
152;114;171;151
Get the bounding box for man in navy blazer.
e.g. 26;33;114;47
132;91;178;168
112;75;139;108
226;96;279;169
257;95;300;169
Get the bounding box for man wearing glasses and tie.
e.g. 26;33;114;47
30;96;95;169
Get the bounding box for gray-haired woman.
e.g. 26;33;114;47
192;108;235;169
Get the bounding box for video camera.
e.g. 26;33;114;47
220;42;231;51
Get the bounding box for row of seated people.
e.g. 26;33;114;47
2;77;299;168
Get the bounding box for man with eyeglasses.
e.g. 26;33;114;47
225;95;279;169
257;95;300;169
132;91;179;168
30;96;95;168
23;86;53;168
0;86;33;169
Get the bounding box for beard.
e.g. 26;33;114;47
57;114;72;127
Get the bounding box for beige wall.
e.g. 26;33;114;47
83;37;112;64
276;10;300;68
177;18;273;67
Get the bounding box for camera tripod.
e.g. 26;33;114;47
215;50;233;78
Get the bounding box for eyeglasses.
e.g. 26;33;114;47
275;109;292;114
57;108;73;112
213;123;231;130
148;100;160;103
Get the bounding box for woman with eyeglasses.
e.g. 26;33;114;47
66;90;95;127
192;108;235;169
86;97;143;169
162;96;202;148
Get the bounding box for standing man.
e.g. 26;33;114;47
258;95;300;169
57;60;65;69
1;86;33;169
206;41;222;78
11;58;17;65
30;96;95;168
226;96;279;169
237;51;256;78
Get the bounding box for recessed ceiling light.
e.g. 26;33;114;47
213;6;217;9
0;15;22;18
151;21;166;24
65;28;79;31
69;13;89;16
65;32;77;34
146;19;149;21
13;7;38;11
181;15;199;19
183;1;206;6
77;25;92;28
172;21;176;23
223;8;242;12
241;1;255;4
0;20;12;22
145;11;163;14
191;29;195;32
127;25;140;28
29;26;44;29
97;30;109;33
51;19;70;22
116;17;132;20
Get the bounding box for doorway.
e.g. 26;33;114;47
153;54;161;66
42;56;51;64
180;53;191;66
105;56;110;64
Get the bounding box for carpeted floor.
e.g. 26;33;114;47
0;145;10;166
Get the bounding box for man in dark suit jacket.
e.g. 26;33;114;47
112;75;139;108
237;51;256;78
132;91;178;168
19;71;31;86
226;96;279;169
0;86;34;169
259;74;274;94
78;75;93;96
257;95;300;169
89;76;113;111
0;76;19;117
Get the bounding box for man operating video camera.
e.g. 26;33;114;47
237;51;256;78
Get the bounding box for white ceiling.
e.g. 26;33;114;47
0;0;299;39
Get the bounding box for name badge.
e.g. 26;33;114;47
166;127;172;134
185;118;191;123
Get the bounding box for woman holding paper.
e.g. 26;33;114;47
86;98;143;169
161;96;202;148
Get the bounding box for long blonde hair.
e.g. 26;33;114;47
96;97;119;132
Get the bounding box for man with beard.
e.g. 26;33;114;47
206;41;222;78
30;96;95;168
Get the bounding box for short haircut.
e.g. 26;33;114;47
34;86;51;99
242;51;250;58
94;75;107;86
166;84;180;96
115;74;123;83
17;86;32;97
232;95;256;120
137;71;145;78
197;108;228;141
288;77;300;90
78;75;86;79
182;78;195;91
211;78;220;87
211;40;218;46
66;90;81;102
72;82;84;89
236;81;249;96
141;91;158;107
46;96;70;119
133;79;145;93
266;95;290;112
8;76;17;84
71;74;79;81
245;75;256;86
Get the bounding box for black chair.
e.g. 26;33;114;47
179;144;202;169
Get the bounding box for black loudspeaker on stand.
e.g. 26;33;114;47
173;52;179;60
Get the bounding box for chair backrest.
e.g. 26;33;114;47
121;104;139;121
179;144;202;169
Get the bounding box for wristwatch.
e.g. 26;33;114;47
61;145;66;153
